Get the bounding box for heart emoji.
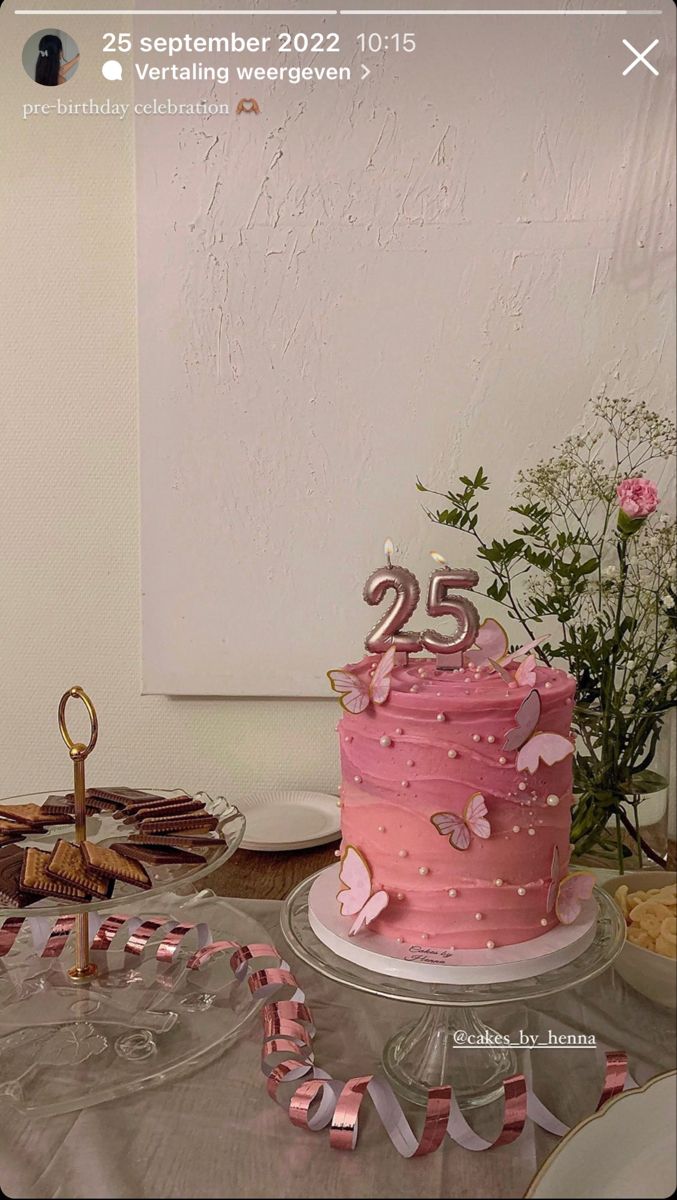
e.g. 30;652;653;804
236;98;260;115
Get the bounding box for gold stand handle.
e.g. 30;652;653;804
58;687;99;983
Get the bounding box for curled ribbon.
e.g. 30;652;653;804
0;912;633;1155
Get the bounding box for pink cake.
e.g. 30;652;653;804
331;650;578;950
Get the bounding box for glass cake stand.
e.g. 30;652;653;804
0;795;257;1114
281;875;626;1110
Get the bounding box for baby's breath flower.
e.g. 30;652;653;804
424;392;676;871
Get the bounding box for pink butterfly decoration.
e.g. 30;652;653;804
503;689;541;752
501;635;547;667
516;732;573;775
431;793;491;852
328;645;396;715
465;619;509;668
471;625;546;676
555;872;595;925
503;689;574;775
338;846;389;936
546;845;560;912
515;654;537;688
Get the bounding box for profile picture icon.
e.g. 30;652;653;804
23;29;80;87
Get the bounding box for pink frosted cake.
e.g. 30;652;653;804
329;636;583;950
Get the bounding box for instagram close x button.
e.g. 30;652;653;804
622;37;659;76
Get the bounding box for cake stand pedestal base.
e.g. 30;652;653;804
383;1006;516;1109
281;870;625;1111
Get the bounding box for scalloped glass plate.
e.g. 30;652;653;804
0;890;272;1115
0;791;245;918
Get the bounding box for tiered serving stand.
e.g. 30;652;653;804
281;869;626;1109
0;789;267;1115
0;687;279;1114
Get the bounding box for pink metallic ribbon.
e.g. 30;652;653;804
0;912;634;1156
0;917;26;957
40;915;79;958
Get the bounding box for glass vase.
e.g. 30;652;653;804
571;705;672;873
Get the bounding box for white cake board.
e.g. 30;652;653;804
308;865;598;985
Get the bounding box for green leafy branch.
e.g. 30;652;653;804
417;395;677;870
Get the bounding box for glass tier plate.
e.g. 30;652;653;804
281;874;626;1007
0;790;245;918
0;890;271;1115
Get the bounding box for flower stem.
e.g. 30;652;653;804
631;796;643;869
617;806;667;869
615;812;624;875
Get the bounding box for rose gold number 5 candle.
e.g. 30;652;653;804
421;553;480;669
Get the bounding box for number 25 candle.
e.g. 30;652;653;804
363;543;479;667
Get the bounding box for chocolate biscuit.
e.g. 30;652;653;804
0;845;27;907
85;796;118;815
139;814;218;835
20;847;90;902
0;804;53;826
46;839;114;899
110;841;206;866
121;799;204;825
129;833;225;847
87;787;161;809
81;841;152;889
0;820;29;837
113;794;192;819
64;790;129;814
41;796;76;820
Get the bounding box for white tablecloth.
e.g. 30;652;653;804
0;897;674;1199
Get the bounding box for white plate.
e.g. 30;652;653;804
526;1071;677;1199
239;790;341;851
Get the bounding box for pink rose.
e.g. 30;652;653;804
616;477;659;520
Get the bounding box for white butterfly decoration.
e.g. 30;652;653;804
503;689;574;775
502;636;547;667
546;845;561;912
465;619;509;668
337;846;389;936
556;873;595;924
514;654;537;688
489;651;540;687
487;657;512;683
430;793;491;852
466;619;547;685
327;645;396;715
546;846;595;924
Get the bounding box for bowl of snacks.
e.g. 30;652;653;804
602;871;676;1010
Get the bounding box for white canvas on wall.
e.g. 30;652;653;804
137;12;675;696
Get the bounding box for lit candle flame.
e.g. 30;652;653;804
430;551;447;566
384;538;394;567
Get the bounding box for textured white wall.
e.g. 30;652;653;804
1;14;338;799
138;8;676;695
1;7;675;806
